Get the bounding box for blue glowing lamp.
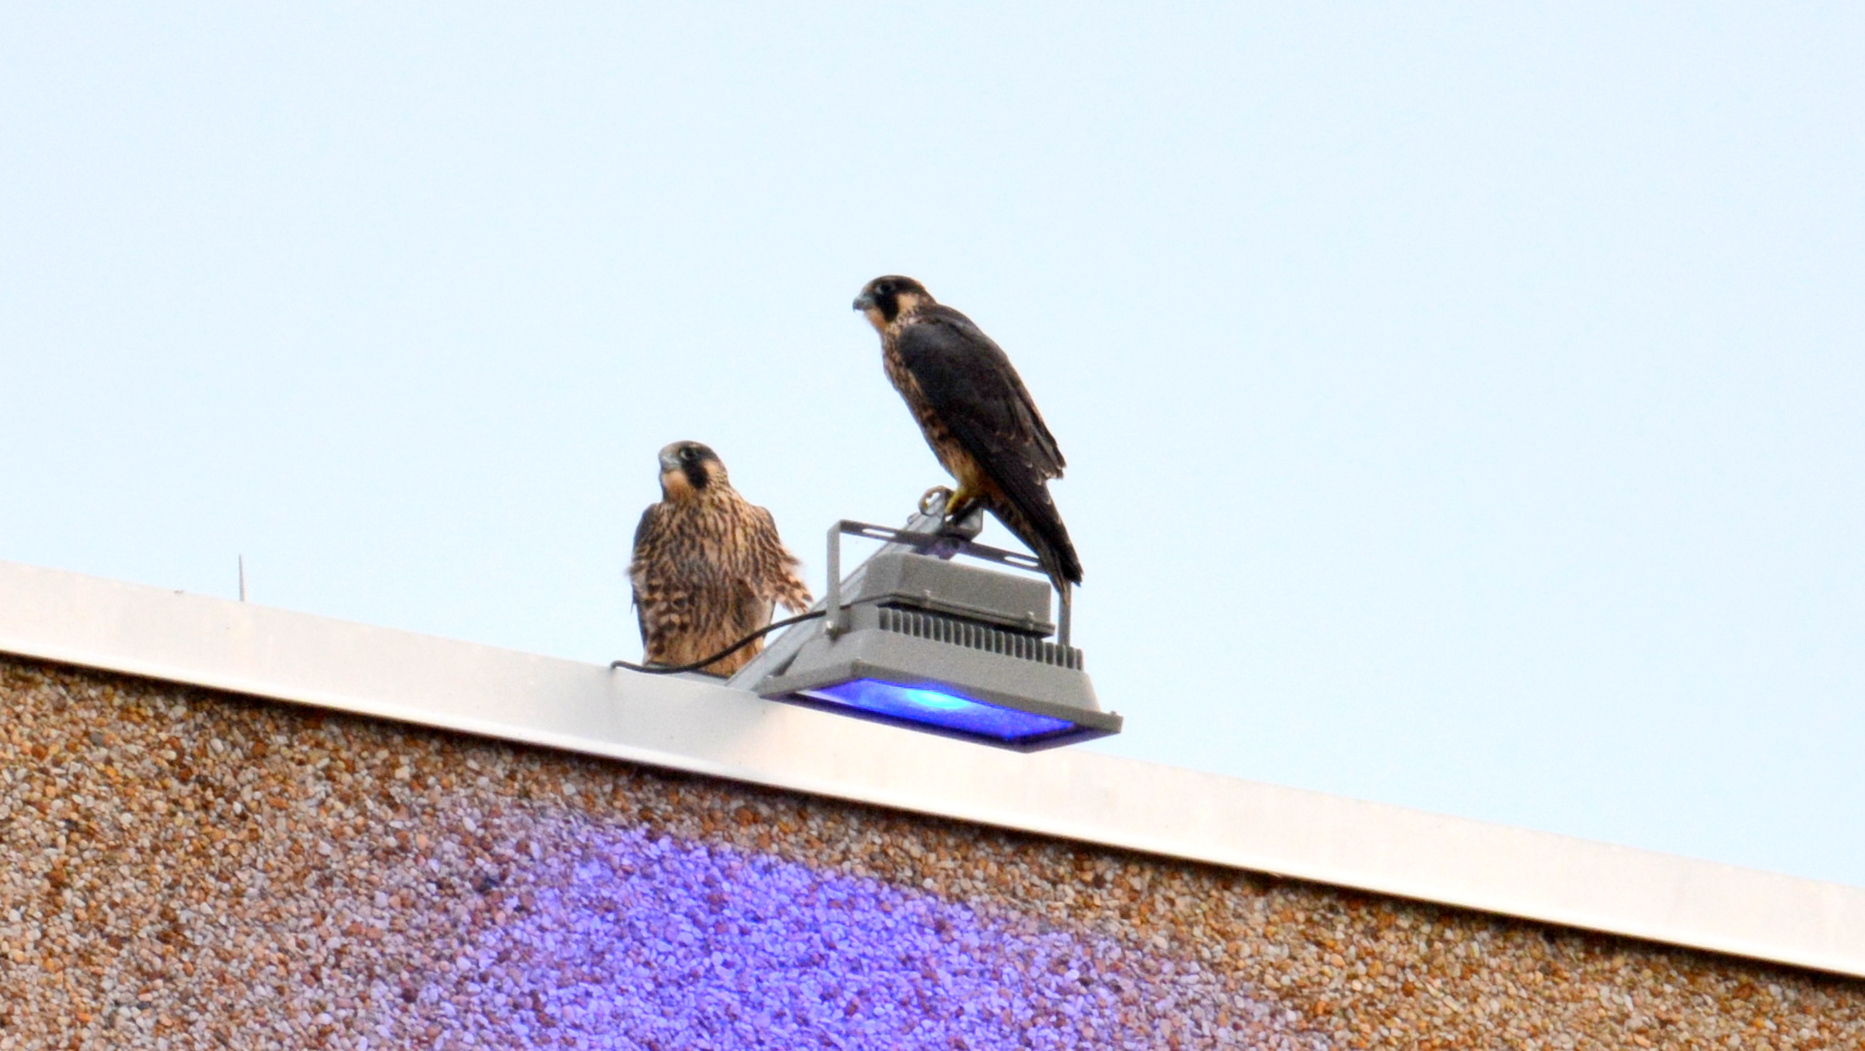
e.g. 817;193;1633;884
731;515;1121;752
796;680;1079;747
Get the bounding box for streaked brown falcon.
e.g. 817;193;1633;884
853;275;1083;594
629;441;814;676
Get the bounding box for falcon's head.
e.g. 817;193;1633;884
853;275;932;331
657;441;728;500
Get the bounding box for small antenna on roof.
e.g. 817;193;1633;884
238;555;248;602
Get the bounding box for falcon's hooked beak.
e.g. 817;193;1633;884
853;290;891;333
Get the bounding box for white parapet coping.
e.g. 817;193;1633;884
2;557;1861;979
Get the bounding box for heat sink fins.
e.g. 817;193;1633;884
876;606;1083;671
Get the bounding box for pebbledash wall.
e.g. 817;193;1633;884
2;560;1863;1051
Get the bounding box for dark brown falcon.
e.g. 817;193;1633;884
630;441;814;676
853;275;1083;594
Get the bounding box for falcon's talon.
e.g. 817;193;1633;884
918;486;954;517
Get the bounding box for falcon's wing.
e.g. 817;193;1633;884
748;504;814;615
895;307;1081;586
894;309;1066;485
629;504;662;648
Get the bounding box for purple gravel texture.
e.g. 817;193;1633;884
3;655;1863;1050
473;822;1313;1050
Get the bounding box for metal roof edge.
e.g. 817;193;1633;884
2;556;1861;979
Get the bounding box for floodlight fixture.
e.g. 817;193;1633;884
731;506;1121;752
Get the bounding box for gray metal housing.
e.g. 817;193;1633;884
731;520;1122;752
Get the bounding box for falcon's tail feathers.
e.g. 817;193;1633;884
992;486;1083;596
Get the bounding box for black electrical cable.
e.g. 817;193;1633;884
609;609;828;675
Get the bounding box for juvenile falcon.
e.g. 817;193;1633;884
630;441;814;676
853;275;1083;594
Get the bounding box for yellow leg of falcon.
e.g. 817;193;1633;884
944;485;981;519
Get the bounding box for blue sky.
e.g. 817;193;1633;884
3;4;1862;887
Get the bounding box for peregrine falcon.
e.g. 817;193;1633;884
853;275;1083;594
630;441;814;676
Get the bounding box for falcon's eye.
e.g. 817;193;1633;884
875;282;894;295
682;448;698;461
